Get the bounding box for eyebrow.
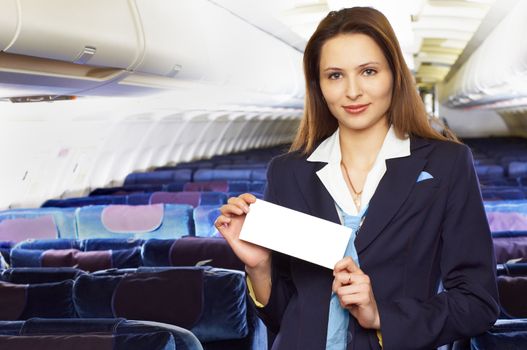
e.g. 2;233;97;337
322;61;381;72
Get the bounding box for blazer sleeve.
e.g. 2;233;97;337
376;144;500;349
253;157;297;334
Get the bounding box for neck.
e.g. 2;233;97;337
339;120;389;171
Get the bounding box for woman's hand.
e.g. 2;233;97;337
215;193;271;270
332;257;381;330
216;193;272;305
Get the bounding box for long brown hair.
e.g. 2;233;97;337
290;7;458;154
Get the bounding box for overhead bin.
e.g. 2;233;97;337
132;1;208;79
3;0;141;69
133;0;303;96
440;0;527;109
0;0;304;105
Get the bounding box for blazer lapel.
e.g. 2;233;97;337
293;160;341;225
355;137;432;254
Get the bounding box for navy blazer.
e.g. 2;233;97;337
257;137;499;350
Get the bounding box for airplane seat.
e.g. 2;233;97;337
9;247;142;272
250;168;267;182
159;161;215;172
0;332;176;350
1;267;86;284
10;237;145;256
81;238;145;251
42;195;128;208
214;163;268;170
90;184;165;196
227;180;255;193
0;279;76;320
473;157;498;166
183;181;230;193
76;204;194;240
497;275;527;319
491;234;527;264
163;181;187;192
0;241;14;265
475;164;505;181
142;237;243;271
480;178;520;187
227;191;264;200
194;169;253;182
482;188;526;201
0;208;77;240
126;193;152;205
249;181;266;193
124;169;192;186
193;206;221;238
15;238;81;250
149;191;228;207
72;267;262;349
0;318;202;350
210;154;247;164
142;239;174;267
150;192;202;207
485;200;527;233
509;161;527;179
469;319;527;349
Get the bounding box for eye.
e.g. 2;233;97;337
327;72;343;80
362;68;377;76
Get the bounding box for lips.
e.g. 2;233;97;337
342;104;370;114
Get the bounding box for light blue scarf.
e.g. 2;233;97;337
326;205;368;350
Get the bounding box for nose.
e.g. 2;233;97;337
345;76;363;100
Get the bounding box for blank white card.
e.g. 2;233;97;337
239;199;352;269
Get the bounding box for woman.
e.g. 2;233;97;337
215;7;499;350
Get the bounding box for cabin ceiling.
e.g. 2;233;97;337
218;0;513;90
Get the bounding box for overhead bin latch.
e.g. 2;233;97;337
74;46;97;65
167;64;182;78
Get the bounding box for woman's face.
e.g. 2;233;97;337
319;33;393;133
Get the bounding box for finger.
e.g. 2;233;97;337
332;271;357;292
339;293;371;308
332;273;370;292
334;271;353;286
227;197;251;213
334;256;361;274
336;283;370;298
239;193;257;204
214;215;231;228
220;203;246;216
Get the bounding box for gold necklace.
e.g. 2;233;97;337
341;161;362;211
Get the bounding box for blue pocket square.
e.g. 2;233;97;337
417;171;433;183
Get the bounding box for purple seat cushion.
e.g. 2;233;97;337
41;249;112;272
150;192;200;207
101;204;163;233
487;212;527;232
183;181;229;192
493;237;527;263
0;216;58;243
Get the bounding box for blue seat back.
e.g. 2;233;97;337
76;204;194;240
